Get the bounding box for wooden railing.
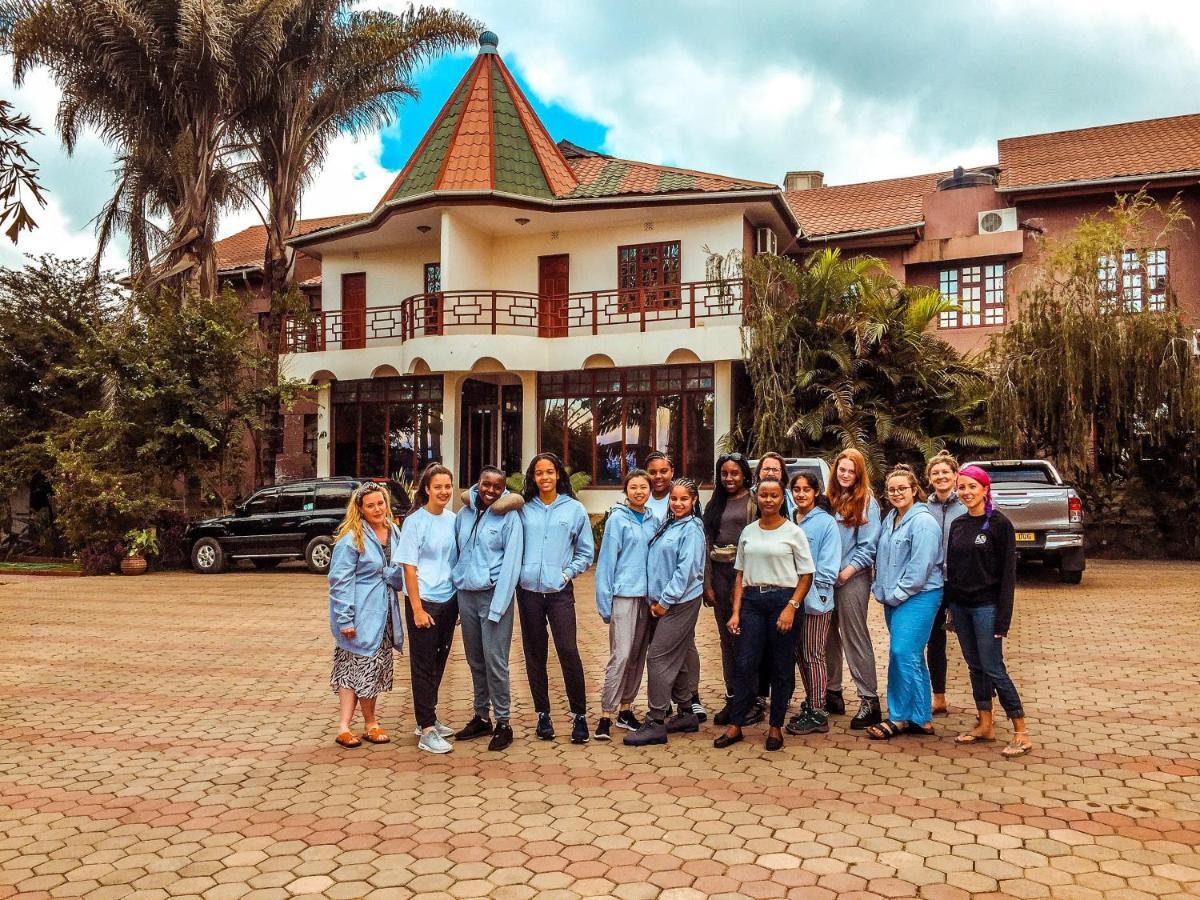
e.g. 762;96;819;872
281;279;743;352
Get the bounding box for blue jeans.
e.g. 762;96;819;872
728;588;798;727
949;603;1025;719
882;588;941;724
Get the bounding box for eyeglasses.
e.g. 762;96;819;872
720;453;746;462
885;486;912;495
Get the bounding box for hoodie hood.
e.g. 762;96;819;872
608;501;654;525
461;485;524;515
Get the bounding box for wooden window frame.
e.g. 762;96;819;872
938;262;1006;329
1100;248;1169;313
617;240;682;311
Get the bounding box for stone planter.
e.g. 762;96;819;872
120;555;148;576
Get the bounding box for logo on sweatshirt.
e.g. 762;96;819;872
974;534;988;545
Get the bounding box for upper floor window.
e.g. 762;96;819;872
938;263;1006;329
618;241;681;310
1099;249;1168;312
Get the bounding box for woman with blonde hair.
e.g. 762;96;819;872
825;448;882;729
328;482;405;748
924;450;966;715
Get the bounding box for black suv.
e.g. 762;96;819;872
187;477;410;575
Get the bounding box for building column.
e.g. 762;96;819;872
315;382;332;477
442;373;463;492
713;360;733;452
519;370;538;470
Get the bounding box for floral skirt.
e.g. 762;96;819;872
330;608;394;698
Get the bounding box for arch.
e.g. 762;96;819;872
665;348;701;365
408;357;432;375
308;369;337;384
469;356;507;374
371;364;400;379
582;353;616;370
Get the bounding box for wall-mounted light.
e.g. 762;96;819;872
514;217;530;226
416;225;432;234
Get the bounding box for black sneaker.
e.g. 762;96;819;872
594;717;613;741
690;699;707;723
536;712;555;741
488;721;513;751
743;697;767;726
825;690;846;715
786;709;830;736
615;709;642;731
455;716;493;741
850;697;882;730
665;711;700;733
570;714;590;744
713;700;733;726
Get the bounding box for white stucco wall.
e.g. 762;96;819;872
319;244;436;313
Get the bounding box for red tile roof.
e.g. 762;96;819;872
215;215;364;272
563;155;775;199
999;113;1200;190
786;172;947;238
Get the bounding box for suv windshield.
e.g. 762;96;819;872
980;466;1054;485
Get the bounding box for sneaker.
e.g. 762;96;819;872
713;700;733;727
743;697;767;726
665;711;700;733
570;714;590;745
487;721;513;751
825;690;846;715
413;720;455;739
786;709;830;736
594;717;613;741
623;719;668;746
690;700;708;723
417;728;453;754
850;697;882;730
455;716;492;741
615;709;642;731
536;712;555;741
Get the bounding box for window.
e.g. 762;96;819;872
939;263;1006;328
315;484;353;511
244;490;277;516
277;484;312;513
618;241;681;310
332;376;443;481
302;414;319;459
539;364;714;484
1099;249;1169;312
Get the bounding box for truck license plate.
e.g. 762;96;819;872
1015;532;1035;542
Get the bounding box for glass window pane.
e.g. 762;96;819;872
684;392;715;482
315;484;353;511
359;404;387;477
415;401;443;476
541;398;566;461
624;397;653;476
245;489;277;516
594;396;623;486
566;398;593;482
333;405;359;476
388;404;416;483
655;395;682;474
277;485;312;513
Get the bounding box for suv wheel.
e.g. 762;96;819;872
305;536;334;574
191;538;226;574
1059;569;1083;585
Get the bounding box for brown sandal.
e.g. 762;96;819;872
361;725;390;744
335;731;362;748
954;731;996;744
1001;733;1033;758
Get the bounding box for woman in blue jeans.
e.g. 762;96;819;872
945;465;1032;758
865;465;944;740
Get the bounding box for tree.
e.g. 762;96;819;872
0;99;46;242
731;247;994;478
987;191;1200;556
5;0;289;295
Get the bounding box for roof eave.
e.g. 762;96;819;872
799;221;925;242
997;169;1200;195
216;264;263;277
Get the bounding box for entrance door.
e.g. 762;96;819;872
341;273;366;349
538;254;569;338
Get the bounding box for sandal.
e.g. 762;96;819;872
865;720;905;740
904;721;935;736
1001;733;1033;758
954;731;996;744
361;725;390;744
335;731;362;748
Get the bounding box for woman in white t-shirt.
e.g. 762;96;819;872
397;463;459;754
715;477;814;752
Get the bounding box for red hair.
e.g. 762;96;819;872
827;449;872;526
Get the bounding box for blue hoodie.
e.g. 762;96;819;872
872;501;944;607
594;503;659;622
796;506;841;614
647;514;706;606
451;487;524;622
518;493;594;593
835;494;882;573
927;491;967;570
328;523;406;656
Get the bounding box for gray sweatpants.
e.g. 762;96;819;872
646;598;703;720
458;587;514;721
599;596;651;714
825;569;878;699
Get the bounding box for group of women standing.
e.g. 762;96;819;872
327;446;1033;758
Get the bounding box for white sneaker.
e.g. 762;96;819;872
412;720;455;738
417;728;453;754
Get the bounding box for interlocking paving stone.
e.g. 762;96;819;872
1;561;1198;897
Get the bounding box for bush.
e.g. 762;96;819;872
78;540;123;576
152;508;190;569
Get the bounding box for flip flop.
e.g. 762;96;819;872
954;732;996;744
1001;734;1034;758
335;731;362;748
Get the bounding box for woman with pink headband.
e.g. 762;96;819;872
944;464;1032;757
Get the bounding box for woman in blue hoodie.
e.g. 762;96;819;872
866;464;945;741
594;469;658;741
517;452;595;745
786;470;842;737
624;478;707;747
451;466;524;752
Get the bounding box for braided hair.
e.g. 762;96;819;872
648;477;702;546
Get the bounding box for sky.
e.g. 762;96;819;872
5;0;1200;270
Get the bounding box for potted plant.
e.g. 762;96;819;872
120;528;159;576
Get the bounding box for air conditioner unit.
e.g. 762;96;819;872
977;207;1018;234
755;226;778;255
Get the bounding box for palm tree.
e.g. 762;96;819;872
4;0;290;296
0;99;45;242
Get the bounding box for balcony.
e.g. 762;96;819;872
281;279;743;353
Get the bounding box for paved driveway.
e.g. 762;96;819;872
1;560;1198;899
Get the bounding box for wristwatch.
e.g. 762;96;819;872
788;598;801;610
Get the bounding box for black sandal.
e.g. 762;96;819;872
904;722;935;736
865;720;904;740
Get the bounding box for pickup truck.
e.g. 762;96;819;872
966;459;1085;584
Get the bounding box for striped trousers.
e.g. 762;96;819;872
797;610;833;712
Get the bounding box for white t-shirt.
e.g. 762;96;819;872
734;519;815;588
645;493;671;522
396;507;457;602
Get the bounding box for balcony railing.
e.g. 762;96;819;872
281;278;743;353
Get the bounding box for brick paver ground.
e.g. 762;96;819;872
1;559;1198;899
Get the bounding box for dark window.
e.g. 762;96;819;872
277;484;312;513
1099;248;1169;312
315;484;354;510
939;263;1006;329
245;490;277;516
538;364;715;485
332;376;444;482
302;414;319;459
424;263;441;293
618;240;681;310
